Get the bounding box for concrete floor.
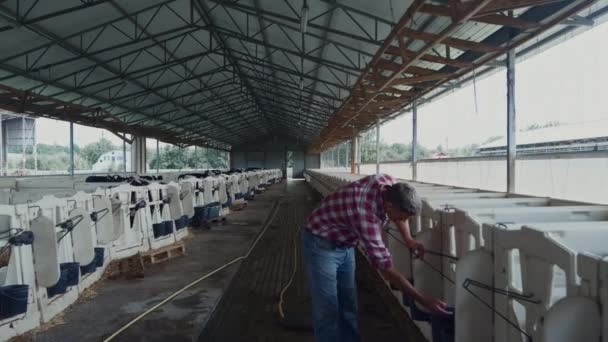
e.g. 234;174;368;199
32;183;286;342
28;180;425;342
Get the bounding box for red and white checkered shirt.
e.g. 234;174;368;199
306;174;395;270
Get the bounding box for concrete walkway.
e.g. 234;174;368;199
32;183;286;342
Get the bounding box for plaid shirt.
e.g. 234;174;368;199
306;174;395;270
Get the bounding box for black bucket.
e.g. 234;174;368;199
245;191;255;201
94;247;105;267
0;285;29;319
59;262;80;287
430;307;455;342
163;221;174;235
47;269;69;298
152;222;165;238
80;259;98;275
191;206;207;227
175;215;188;230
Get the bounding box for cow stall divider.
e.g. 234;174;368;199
304;170;608;342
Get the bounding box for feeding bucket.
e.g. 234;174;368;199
79;259;97;275
0;284;29;319
47;268;69;297
175;215;188;230
94;247;105;267
59;262;80;286
191;206;206;227
430;307;455;342
163;221;173;235
152;223;165;238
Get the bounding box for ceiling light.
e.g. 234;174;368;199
301;1;309;33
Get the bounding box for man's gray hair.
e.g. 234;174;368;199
383;182;421;215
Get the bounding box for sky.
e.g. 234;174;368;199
379;19;608;149
30;18;608;150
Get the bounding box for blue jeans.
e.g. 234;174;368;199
301;229;360;342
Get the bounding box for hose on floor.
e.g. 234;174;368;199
102;200;283;342
277;225;302;319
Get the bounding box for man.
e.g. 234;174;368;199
301;173;449;342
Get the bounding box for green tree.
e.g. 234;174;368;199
80;137;115;166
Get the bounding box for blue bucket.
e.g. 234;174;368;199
208;205;220;219
59;262;80;287
47;269;69;298
0;285;29;319
430;307;455;342
175;215;188;230
163;221;174;235
191;206;206;227
80;259;98;275
222;197;232;209
152;222;165;238
94;248;105;267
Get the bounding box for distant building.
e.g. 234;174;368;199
475;121;608;156
431;151;449;159
92;150;130;171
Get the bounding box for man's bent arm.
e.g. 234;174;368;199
380;267;423;302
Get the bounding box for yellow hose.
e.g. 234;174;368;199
103;200;282;342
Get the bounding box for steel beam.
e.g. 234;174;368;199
506;32;516;193
375;117;380;175
412;101;418;181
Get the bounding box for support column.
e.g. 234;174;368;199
33;121;37;174
375;117;380;175
356;135;361;174
123;140;127;173
412;101;418;181
0;113;3;176
156;139;160;174
69;122;74;176
21;116;25;170
506;42;517;193
350;136;357;174
131;136;147;174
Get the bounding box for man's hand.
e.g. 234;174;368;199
406;238;425;258
419;295;451;316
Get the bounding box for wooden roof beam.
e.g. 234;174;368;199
419;4;541;29
375;59;450;76
400;28;502;53
478;0;569;15
384;46;472;68
389;73;453;86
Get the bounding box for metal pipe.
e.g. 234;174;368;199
21;116;25;170
375;117;380;175
357;134;361;174
350;136;357;174
70;122;74;176
412;101;418;181
156;139;160;174
123;139;127;172
506;22;517;193
301;0;309;33
0;112;3;176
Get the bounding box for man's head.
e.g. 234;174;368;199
381;182;421;222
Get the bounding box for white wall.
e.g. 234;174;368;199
352;153;608;204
